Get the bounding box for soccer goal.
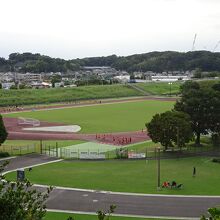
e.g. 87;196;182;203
17;117;40;127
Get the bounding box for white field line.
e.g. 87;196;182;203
35;183;220;198
2;159;63;175
46;209;199;220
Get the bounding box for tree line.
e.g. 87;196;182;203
1;51;220;73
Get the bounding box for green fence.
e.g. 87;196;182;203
0;144;41;156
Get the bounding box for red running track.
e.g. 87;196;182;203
3;117;150;146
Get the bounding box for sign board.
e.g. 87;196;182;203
128;152;146;159
79;152;105;159
17;169;25;181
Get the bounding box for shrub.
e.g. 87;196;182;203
0;152;9;158
212;158;220;163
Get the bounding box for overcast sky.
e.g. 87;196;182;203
0;0;220;59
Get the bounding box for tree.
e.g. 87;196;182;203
0;114;7;146
201;207;220;220
146;111;193;150
0;83;2;89
51;75;62;88
175;81;220;146
0;161;52;220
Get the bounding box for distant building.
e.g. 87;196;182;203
31;82;51;89
114;75;130;83
2;82;15;89
151;75;189;82
15;73;42;83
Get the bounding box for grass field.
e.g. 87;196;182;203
136;82;182;95
3;140;86;148
45;211;165;220
5;100;174;133
0;84;142;107
6;157;220;195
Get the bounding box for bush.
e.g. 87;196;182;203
0;152;10;158
212;158;220;163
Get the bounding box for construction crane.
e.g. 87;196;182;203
191;33;197;51
213;41;220;52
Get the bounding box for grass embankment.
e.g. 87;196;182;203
136;82;182;95
45;212;164;220
6;157;220;195
0;84;142;107
5;100;174;133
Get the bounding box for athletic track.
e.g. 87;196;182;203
2;97;175;146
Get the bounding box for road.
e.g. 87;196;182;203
2;154;220;219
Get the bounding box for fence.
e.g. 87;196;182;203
41;144;220;160
0;144;40;156
1;142;220;160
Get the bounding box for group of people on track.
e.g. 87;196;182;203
0;105;23;113
95;134;132;145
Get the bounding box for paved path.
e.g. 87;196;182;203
1;154;61;173
43;186;220;219
2;154;220;219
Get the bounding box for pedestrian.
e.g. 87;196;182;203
193;166;196;177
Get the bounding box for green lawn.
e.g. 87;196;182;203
45;211;165;220
6;157;220;195
5;100;174;133
3;140;85;148
136;82;182;95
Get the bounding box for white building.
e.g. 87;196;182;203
151;75;190;82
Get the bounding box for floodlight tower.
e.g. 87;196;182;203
191;33;197;51
213;41;220;52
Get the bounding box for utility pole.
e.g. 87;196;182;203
213;41;220;52
168;82;172;96
177;126;180;151
157;147;161;190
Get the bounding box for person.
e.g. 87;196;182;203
171;181;176;188
193;166;196;177
162;181;170;188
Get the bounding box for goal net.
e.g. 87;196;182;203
17;117;40;127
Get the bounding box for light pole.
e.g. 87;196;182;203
176;126;180;150
157;147;161;190
168;82;172;97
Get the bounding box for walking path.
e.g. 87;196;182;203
2;154;220;219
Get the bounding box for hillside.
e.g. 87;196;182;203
1;51;220;73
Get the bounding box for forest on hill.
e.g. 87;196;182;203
0;50;220;73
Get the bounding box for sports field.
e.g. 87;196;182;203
5;100;174;133
6;157;220;195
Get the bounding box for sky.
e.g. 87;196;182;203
0;0;220;60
